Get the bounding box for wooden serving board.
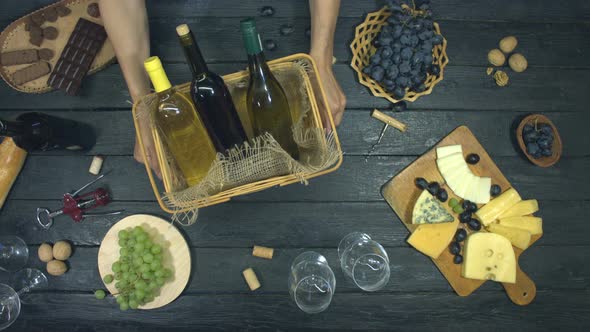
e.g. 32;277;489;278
98;215;191;309
381;126;541;305
0;0;115;93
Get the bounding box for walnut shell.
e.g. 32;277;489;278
47;260;68;276
38;243;53;262
53;241;72;260
494;70;509;87
509;53;528;73
488;49;505;66
499;36;518;53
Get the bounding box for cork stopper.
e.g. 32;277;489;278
176;24;190;36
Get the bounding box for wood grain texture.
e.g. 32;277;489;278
97;215;191;309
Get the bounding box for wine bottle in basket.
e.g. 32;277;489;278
144;56;217;186
240;18;299;160
176;24;247;152
0;112;95;152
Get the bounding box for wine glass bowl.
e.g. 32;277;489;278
338;232;390;292
0;284;20;331
0;236;29;272
288;252;336;314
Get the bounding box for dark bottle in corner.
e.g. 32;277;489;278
176;24;247;152
0;112;95;152
240;18;299;160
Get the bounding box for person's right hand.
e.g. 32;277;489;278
134;116;162;179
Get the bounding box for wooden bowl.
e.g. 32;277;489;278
516;114;562;167
98;215;191;309
350;6;449;104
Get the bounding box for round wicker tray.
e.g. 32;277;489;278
350;6;449;104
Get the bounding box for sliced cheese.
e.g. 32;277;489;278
461;232;516;284
436;145;462;159
407;218;459;259
475;188;522;226
474;176;491;204
498;200;539;218
412;190;454;224
454;173;475;198
488;223;531;250
498;216;543;235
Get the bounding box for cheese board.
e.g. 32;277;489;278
381;126;541;305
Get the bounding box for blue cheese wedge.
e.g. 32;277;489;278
412;190;455;224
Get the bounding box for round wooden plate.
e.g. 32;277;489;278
0;0;115;93
98;215;191;309
516;114;562;168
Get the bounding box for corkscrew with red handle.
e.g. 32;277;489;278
36;173;123;229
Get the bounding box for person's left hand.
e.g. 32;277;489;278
310;53;347;128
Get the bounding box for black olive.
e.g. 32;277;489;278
455;229;467;242
449;241;461;255
427;182;440;195
469;202;478;212
415;177;429;190
453;254;464;264
462;200;471;211
468;218;482;231
459;211;471;223
490;184;501;196
466;153;480;164
436;188;448;202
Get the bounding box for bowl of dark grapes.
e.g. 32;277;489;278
517;114;562;167
350;0;448;104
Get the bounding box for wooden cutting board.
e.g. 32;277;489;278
381;126;541;305
0;0;115;93
97;214;191;309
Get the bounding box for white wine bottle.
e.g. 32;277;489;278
240;18;299;160
144;56;217;186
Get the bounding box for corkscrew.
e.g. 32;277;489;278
36;173;123;229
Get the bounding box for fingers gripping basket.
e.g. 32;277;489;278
132;54;343;224
350;6;449;103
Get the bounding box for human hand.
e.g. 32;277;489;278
310;53;347;128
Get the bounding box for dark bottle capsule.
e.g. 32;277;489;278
415;177;429;190
455;229;467;242
453;254;464;264
449;241;461;255
468;218;482;231
466;153;480;164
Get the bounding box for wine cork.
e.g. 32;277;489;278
371;109;407;132
252;245;274;260
89;155;104;175
176;24;190;36
242;268;260;291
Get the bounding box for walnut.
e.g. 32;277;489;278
47;260;68;276
486;67;494;75
494;70;509;87
509;53;528;73
488;49;505;66
53;240;72;260
38;243;53;262
499;36;518;53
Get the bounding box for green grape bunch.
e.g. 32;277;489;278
96;226;174;311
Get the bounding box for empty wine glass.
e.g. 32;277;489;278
0;236;29;272
0;268;47;330
338;232;390;292
288;252;336;314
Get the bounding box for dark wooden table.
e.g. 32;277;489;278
1;0;589;330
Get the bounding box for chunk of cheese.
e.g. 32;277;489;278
412;190;454;224
407;218;459;259
498;200;539;218
475;188;522;226
488;223;531;250
498;216;543;235
462;232;516;284
436;145;462;159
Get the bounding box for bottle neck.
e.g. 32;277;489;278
0;119;24;137
179;32;208;78
247;51;272;81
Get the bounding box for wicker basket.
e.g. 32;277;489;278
350;6;449;104
133;53;343;214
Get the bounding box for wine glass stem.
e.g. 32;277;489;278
16;286;29;296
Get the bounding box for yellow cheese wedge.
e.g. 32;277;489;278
498;216;543;235
407;217;459;259
462;232;516;284
488;223;531;250
475;188;522;226
498;199;539;218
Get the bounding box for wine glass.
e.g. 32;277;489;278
288;251;336;314
0;268;47;330
0;236;29;272
338;232;390;292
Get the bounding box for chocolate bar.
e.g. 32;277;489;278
1;49;39;66
47;18;107;95
12;62;51;85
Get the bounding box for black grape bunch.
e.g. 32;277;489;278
363;0;443;101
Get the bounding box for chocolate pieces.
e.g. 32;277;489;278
1;49;39;66
56;5;71;17
47;18;107;95
12;62;51;85
87;3;101;18
44;8;59;22
39;48;55;61
43;26;59;40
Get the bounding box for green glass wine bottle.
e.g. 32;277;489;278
240;18;299;160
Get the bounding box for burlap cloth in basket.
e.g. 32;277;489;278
135;59;341;225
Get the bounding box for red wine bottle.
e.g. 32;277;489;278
0;112;95;152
